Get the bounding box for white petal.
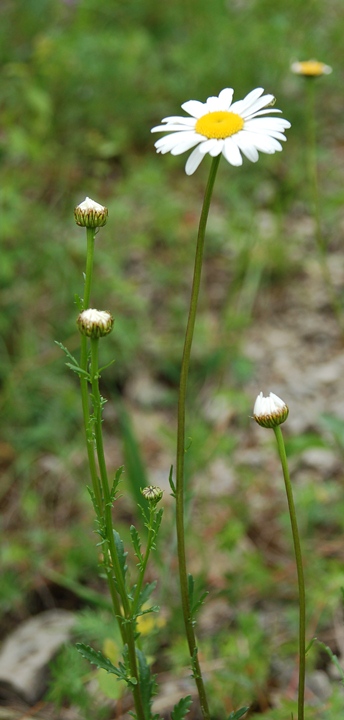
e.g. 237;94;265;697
209;139;224;156
222;137;243;166
181;99;207;118
185;145;206;175
233;133;259;162
245;117;290;132
242;94;275;118
270;392;286;409
206;96;224;112
218;88;234;109
159;116;196;126
154;131;199;153
198;138;219;155
152;123;198;133
253;392;264;415
230;87;264;115
171;137;203;155
239;131;282;153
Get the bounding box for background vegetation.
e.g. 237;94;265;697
1;0;344;717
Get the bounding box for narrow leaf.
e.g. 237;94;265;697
137;649;157;717
76;643;121;677
171;695;192;720
130;525;143;563
110;466;124;504
113;530;128;581
169;465;176;497
227;708;249;720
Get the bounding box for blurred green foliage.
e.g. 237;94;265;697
1;0;344;716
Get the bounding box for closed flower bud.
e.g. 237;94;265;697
74;197;108;228
141;485;163;505
253;391;289;428
77;309;114;338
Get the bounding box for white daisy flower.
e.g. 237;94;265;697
151;87;291;175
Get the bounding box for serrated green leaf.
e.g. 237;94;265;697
227;707;249;720
65;363;90;379
171;695;192;720
130;525;143;563
152;508;163;540
75;643;121;676
137;649;157;717
137;581;157;611
187;574;208;621
55;341;79;367
316;640;344;682
110;466;124;504
113;530;128;581
187;574;194;609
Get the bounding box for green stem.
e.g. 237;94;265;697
306;80;344;337
176;155;220;720
79;228;102;510
132;507;155;615
90;338;146;720
273;426;306;720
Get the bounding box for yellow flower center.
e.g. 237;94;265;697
195;110;244;139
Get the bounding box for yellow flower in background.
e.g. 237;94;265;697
291;60;332;77
137;611;166;636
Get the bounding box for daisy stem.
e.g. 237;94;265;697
90;337;146;720
273;426;306;720
80;228;102;511
176;155;220;720
306;80;344;338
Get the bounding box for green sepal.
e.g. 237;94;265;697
171;696;192;720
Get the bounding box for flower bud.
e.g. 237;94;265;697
77;309;114;338
74;197;108;228
141;485;163;505
253;391;289;428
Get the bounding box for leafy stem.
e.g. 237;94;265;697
90;337;146;720
132;505;162;616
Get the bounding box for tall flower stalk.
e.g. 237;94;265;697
175;155;220;720
152;88;290;718
254;392;306;720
